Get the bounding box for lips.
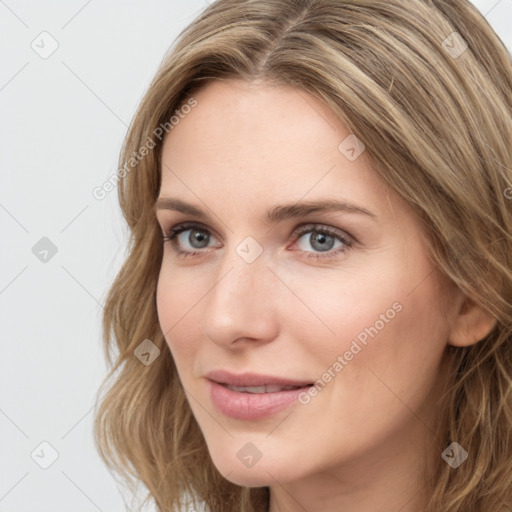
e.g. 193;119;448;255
205;369;314;388
208;380;313;420
223;384;303;393
205;370;315;420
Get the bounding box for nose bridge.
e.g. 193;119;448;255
200;239;277;344
215;234;269;300
210;240;267;315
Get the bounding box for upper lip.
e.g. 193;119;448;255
206;370;313;387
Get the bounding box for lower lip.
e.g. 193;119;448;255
208;380;312;420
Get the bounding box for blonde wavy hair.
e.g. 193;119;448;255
93;0;512;511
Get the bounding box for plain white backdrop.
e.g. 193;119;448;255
1;1;510;511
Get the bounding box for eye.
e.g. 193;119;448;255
292;225;354;260
162;222;220;259
162;222;355;261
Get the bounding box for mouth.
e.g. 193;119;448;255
219;383;313;394
208;380;315;420
205;369;314;389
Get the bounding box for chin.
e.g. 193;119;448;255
210;448;305;488
217;465;274;488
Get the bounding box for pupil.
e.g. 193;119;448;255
312;233;333;252
192;230;208;247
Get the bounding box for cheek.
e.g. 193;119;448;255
298;263;449;383
288;269;404;360
329;278;451;414
299;283;450;450
156;269;200;361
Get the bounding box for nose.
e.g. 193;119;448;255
200;244;279;348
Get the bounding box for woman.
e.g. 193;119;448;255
93;1;512;511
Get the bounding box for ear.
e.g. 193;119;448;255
448;293;498;347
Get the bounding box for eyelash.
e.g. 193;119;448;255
161;221;355;261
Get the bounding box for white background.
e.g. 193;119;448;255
1;1;510;511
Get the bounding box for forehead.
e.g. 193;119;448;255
164;79;350;157
158;79;407;225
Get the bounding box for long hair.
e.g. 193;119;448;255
93;1;512;510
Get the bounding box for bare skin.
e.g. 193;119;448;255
155;78;497;512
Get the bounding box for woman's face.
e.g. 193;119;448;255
155;79;459;492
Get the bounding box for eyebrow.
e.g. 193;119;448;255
155;197;377;223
